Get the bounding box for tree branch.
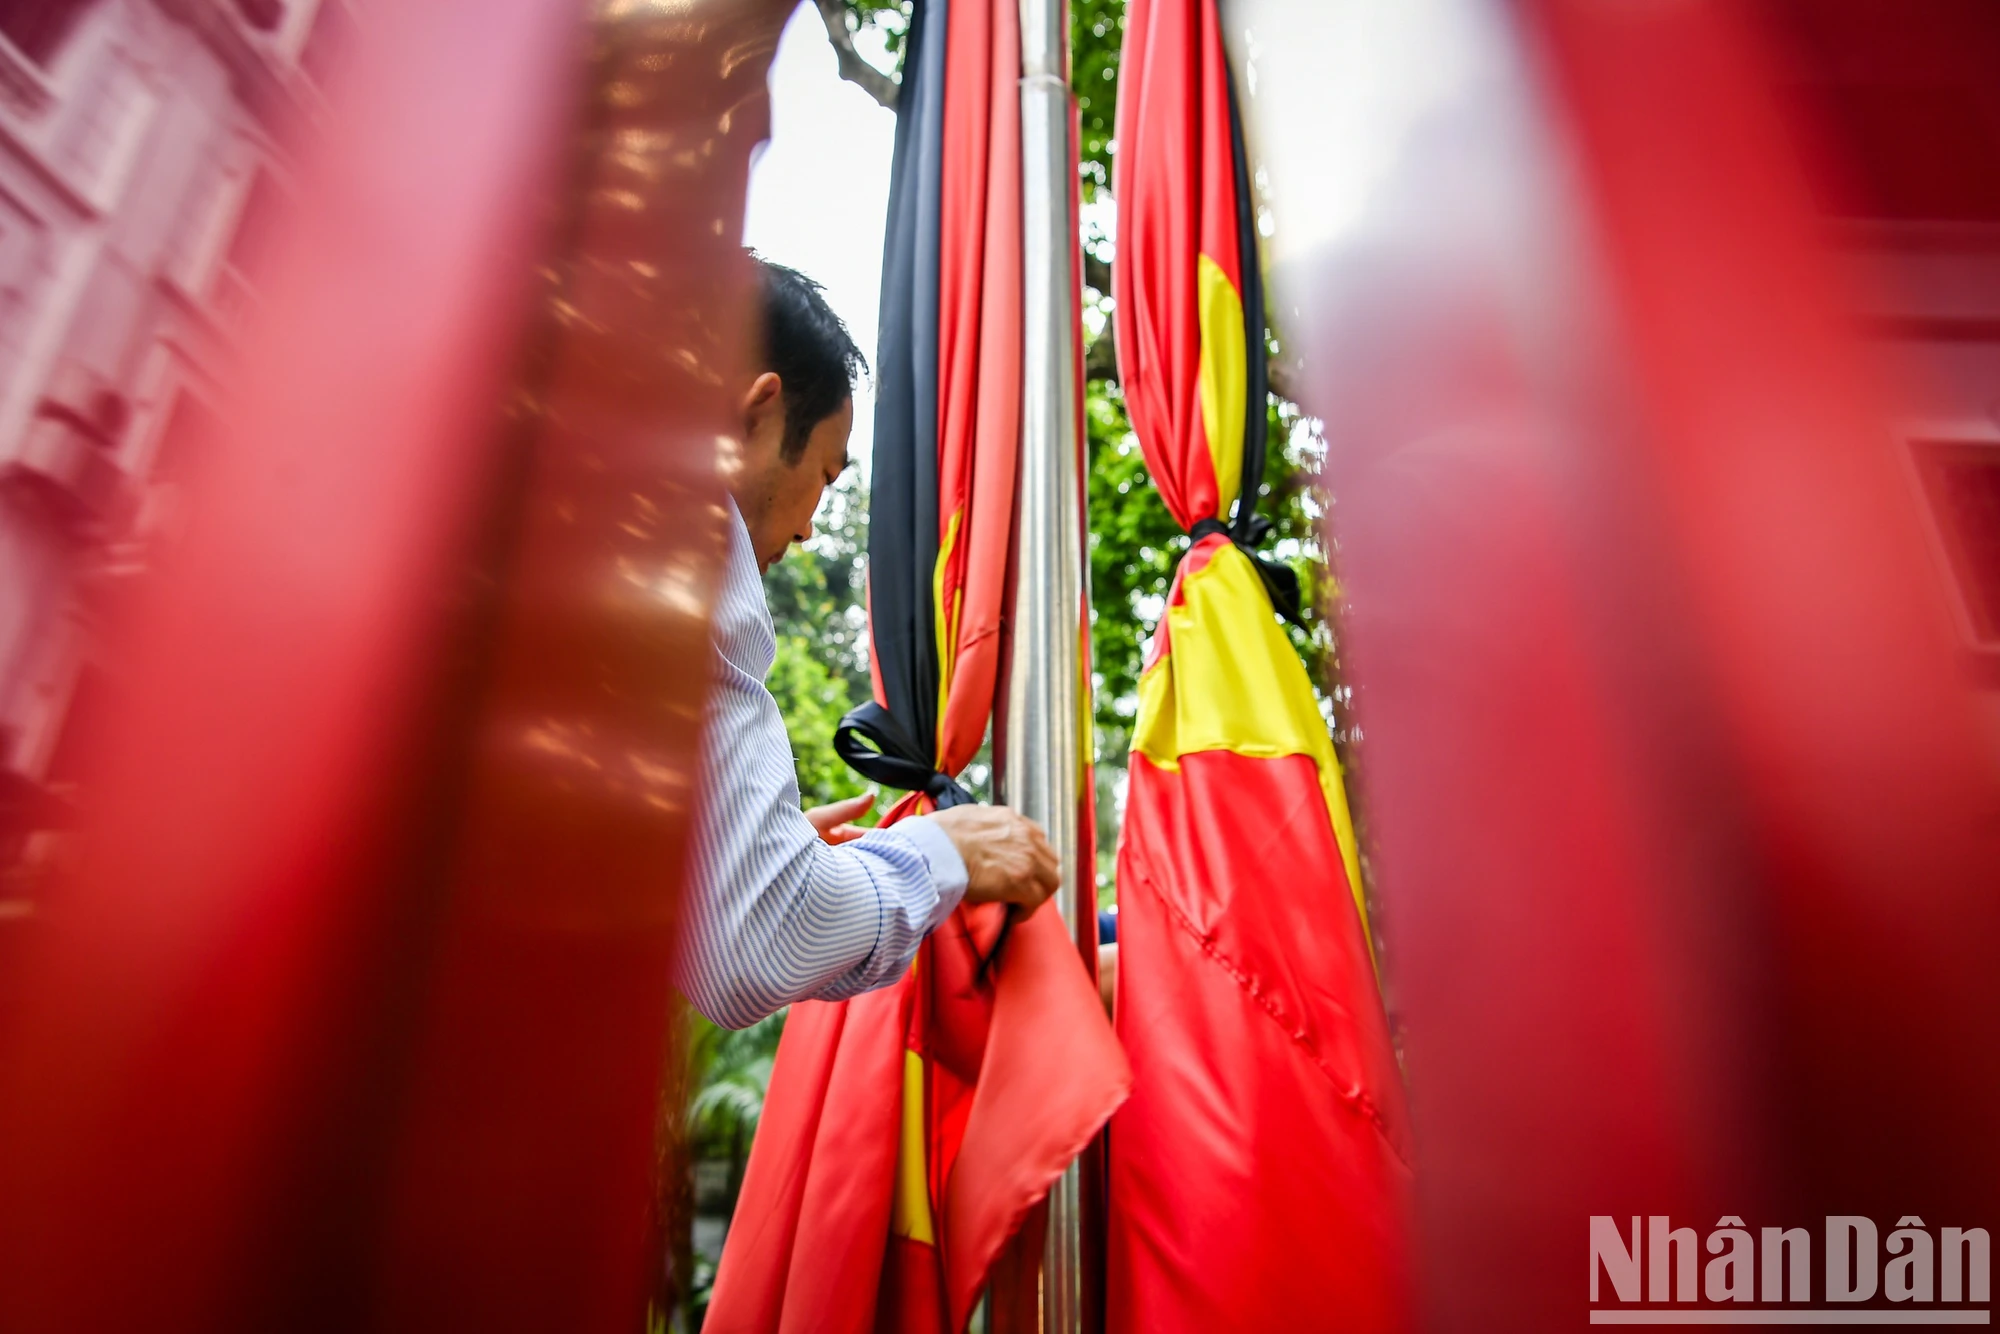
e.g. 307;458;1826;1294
815;0;900;110
1086;332;1120;384
1081;251;1112;297
1266;355;1300;405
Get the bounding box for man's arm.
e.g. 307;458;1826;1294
677;506;1057;1028
674;647;974;1027
676;674;1062;1026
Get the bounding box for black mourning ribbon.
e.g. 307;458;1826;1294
1190;514;1304;626
833;701;1022;989
832;701;975;810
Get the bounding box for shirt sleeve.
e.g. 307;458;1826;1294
674;638;969;1030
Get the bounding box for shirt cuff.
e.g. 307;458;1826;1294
892;814;969;930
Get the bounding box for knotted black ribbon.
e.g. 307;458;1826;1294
832;701;975;810
1190;514;1304;626
834;701;1012;988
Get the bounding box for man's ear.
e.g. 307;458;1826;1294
741;371;784;441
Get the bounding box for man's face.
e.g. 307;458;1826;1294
732;372;853;573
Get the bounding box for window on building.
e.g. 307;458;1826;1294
148;390;220;484
0;0;100;67
234;0;282;33
299;0;355;87
1797;81;2000;223
1914;440;2000;649
1760;1;2000;226
211;167;290;322
42;663;111;788
225;170;287;279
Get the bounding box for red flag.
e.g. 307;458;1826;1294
0;6;766;1330
706;2;1127;1330
1108;1;1413;1329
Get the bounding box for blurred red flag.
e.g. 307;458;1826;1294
1108;1;1413;1329
1235;0;2000;1327
0;4;785;1331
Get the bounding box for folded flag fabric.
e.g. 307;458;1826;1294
1108;1;1414;1329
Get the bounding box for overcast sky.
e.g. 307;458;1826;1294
743;5;899;476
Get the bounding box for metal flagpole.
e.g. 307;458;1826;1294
1007;0;1090;1330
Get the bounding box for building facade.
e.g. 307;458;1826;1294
0;0;356;882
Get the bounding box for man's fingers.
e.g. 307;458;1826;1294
1034;835;1060;888
1021;857;1058;905
824;791;875;821
803;791;876;843
934;804;1071;909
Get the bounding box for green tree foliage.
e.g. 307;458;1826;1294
678;1008;786;1325
842;0;913;54
833;0;1121;196
687;1010;786;1172
766;636;864;810
761;471;875;809
1073;0;1124;200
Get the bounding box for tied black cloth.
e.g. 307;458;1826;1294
833;701;975;810
833;700;1011;988
1190;515;1304;626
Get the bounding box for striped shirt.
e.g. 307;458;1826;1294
673;499;967;1029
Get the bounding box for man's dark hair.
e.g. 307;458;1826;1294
756;256;866;463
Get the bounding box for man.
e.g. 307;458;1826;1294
676;258;1060;1029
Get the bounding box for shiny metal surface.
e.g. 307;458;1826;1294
1007;0;1088;1329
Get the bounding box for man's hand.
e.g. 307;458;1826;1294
804;791;875;845
926;804;1060;911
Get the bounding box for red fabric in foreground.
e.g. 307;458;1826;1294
1109;749;1412;1333
707;843;1128;1334
705;986;907;1334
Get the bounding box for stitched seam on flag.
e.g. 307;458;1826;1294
1129;844;1412;1171
1137;741;1374;969
1131;543;1374;956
